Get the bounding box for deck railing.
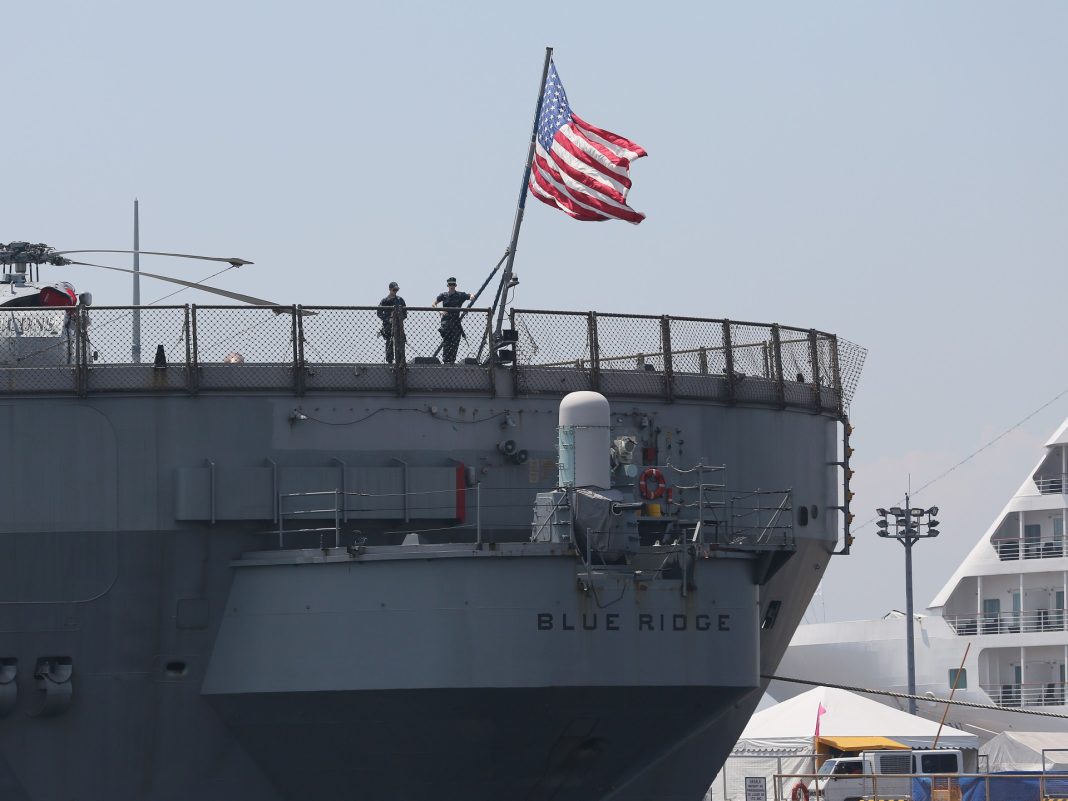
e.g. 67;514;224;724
945;608;1067;635
979;681;1068;707
1034;475;1068;494
0;305;866;412
991;535;1068;561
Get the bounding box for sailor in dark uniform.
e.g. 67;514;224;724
377;281;406;364
432;277;471;364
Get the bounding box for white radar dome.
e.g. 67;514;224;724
558;391;611;489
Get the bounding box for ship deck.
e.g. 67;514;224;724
0;305;865;416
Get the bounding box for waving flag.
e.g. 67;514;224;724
814;702;827;738
528;61;647;224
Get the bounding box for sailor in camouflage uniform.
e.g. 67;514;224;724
432;277;471;364
377;281;406;364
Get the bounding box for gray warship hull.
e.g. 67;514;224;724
0;304;863;800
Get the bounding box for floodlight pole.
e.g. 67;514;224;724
876;493;940;717
904;503;917;714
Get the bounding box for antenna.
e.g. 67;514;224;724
0;241;272;304
132;199;141;363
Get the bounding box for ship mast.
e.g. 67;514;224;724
132;199;141;363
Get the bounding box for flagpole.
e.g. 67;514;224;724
492;46;554;344
132;199;141;364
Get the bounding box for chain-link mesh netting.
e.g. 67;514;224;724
668;318;727;374
813;332;841;412
82;306;187;364
512;311;594;394
777;325;819;409
401;308;493;393
834;336;868;413
667;318;729;401
301;307;388;364
194;306;298;391
300;307;396;392
0;304;865;412
399;308;488;364
0;308;79;393
595;313;667;397
83;306;191;392
728;322;781;405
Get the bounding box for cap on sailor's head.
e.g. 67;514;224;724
447;276;457;284
389;282;399;290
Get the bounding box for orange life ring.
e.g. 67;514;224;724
790;782;809;801
639;467;666;500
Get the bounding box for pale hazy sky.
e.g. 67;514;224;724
6;2;1068;621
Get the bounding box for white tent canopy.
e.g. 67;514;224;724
706;687;979;801
737;686;978;752
981;732;1068;772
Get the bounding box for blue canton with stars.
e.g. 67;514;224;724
536;62;573;152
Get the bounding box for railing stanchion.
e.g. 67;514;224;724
291;305;306;396
476;482;482;546
722;320;736;405
76;305;88;397
830;334;844;419
808;329;821;411
660;315;674;403
183;304;195;395
278;493;284;548
190;304;200;393
771;324;785;408
509;308;519;398
587;311;600;391
334;487;341;548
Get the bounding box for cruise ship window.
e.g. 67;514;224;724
948;668;967;689
797;506;809;527
1055;517;1064;541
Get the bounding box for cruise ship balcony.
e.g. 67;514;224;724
992;535;1068;560
980;681;1067;707
946;608;1066;635
1035;476;1068;495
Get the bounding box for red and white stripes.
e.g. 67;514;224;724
529;113;647;224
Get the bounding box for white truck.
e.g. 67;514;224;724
812;749;963;801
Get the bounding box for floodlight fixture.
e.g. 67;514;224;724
889;506;903;516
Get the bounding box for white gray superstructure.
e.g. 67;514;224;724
776;415;1068;739
0;281;864;800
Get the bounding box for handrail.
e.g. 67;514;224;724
276;484;483;549
978;681;1068;707
0;304;864;414
1035;476;1068;493
945;608;1067;635
991;535;1067;560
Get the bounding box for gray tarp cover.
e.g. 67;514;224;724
981;731;1068;772
572;488;628;561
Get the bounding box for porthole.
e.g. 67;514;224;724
810;505;819;520
798;506;809;527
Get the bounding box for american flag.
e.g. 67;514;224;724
528;61;647;224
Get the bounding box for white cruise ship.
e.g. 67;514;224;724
773;417;1068;739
